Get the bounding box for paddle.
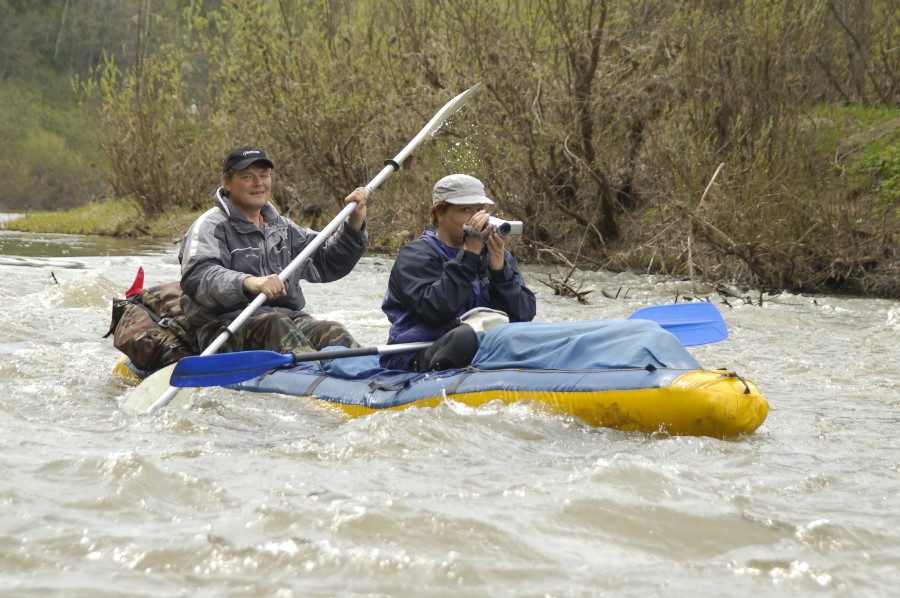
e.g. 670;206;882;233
627;301;727;346
171;341;433;387
119;363;193;416
124;82;483;416
167;302;730;389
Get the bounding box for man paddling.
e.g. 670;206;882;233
179;145;369;355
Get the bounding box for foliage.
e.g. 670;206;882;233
81;48;217;217
866;141;900;209
0;0;151;211
807;103;900;215
0;82;107;210
620;2;900;297
7;0;900;297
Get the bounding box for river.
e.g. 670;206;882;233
0;226;898;597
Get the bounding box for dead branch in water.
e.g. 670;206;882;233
537;277;594;303
535;229;595;303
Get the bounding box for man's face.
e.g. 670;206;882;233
224;164;272;214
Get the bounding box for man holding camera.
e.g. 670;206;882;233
380;174;536;372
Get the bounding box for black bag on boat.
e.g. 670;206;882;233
104;280;198;373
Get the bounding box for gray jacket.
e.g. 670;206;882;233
179;187;367;326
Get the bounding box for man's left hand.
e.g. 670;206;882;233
345;187;369;229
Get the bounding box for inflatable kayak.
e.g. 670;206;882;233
120;318;767;438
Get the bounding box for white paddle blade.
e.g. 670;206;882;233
119;363;194;416
427;82;482;135
366;83;482;193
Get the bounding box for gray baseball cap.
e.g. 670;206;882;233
432;174;495;206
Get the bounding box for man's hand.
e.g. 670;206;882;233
243;274;286;299
463;210;491;255
345;187;369;229
485;231;507;271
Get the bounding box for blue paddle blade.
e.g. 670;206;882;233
171;350;294;387
167;343;431;388
627;302;728;346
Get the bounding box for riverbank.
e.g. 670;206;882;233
1;200;410;256
2;198;197;240
4;195;899;301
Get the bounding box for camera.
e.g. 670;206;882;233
488;216;523;237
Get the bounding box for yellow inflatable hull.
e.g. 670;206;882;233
318;369;767;437
117;356;767;437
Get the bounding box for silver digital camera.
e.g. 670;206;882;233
488;216;523;237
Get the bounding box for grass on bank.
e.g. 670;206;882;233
810;104;900;212
2;197;199;239
1;197;404;251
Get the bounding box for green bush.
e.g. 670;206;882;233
849;133;900;210
0;83;107;210
82;0;900;297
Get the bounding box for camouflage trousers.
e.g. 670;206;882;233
196;312;360;356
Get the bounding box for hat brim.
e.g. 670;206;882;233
229;157;275;172
439;195;495;206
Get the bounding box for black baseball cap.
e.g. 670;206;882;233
222;145;275;173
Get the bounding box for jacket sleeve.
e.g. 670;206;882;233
488;251;537;323
388;242;483;327
179;215;248;312
293;220;368;283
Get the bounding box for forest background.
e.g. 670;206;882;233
1;0;898;298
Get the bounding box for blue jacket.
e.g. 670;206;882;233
381;230;536;369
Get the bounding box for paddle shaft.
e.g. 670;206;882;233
142;84;482;415
170;341;433;387
293;342;432;363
